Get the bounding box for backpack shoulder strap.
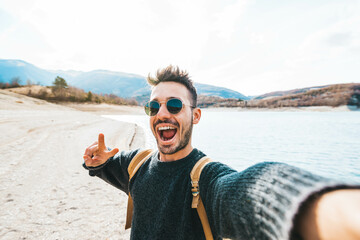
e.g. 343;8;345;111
125;149;153;229
128;149;154;179
190;156;214;240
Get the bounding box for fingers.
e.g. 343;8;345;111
83;154;106;167
108;148;119;158
84;142;98;157
83;133;118;167
83;155;93;167
84;133;106;157
98;133;105;150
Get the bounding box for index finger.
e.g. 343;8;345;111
98;133;106;150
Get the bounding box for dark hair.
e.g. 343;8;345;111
147;65;197;107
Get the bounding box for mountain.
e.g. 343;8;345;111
248;83;360;108
0;59;248;100
68;70;148;98
195;83;249;99
0;59;56;85
253;85;330;100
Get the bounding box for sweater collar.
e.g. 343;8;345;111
150;148;201;173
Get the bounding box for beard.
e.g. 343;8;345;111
155;117;193;155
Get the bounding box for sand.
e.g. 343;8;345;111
61;103;144;116
0;89;146;240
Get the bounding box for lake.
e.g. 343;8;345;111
104;110;360;183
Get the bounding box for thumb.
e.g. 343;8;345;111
108;148;119;157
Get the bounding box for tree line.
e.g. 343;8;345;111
1;76;138;106
2;77;359;108
196;83;360;108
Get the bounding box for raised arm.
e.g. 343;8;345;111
199;161;360;239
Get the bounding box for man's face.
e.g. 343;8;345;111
149;82;198;155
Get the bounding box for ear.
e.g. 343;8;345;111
192;108;201;124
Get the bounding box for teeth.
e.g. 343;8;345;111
158;126;175;131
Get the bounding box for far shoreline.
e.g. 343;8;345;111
4;88;359;114
60;102;360;115
202;105;360;112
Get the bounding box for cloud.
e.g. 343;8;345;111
286;14;360;69
1;0;359;96
211;0;249;41
327;32;352;46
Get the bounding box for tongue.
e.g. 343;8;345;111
162;129;176;139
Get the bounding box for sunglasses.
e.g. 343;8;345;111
144;98;195;116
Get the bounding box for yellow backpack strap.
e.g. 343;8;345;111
190;156;214;240
125;149;153;229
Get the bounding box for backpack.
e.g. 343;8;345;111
124;149;214;240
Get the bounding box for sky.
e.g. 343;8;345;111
0;0;359;96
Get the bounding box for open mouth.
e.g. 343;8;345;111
157;126;177;142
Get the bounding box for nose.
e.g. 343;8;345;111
156;102;171;120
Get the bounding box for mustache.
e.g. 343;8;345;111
153;119;179;128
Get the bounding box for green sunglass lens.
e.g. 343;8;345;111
144;99;183;116
145;101;160;116
149;101;160;116
167;99;183;114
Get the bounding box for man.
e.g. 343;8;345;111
83;66;360;239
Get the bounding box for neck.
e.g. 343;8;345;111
159;144;194;162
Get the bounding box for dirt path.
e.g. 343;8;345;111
0;90;145;239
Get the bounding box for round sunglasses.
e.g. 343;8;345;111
144;98;195;116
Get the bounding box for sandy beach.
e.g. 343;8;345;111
0;90;145;240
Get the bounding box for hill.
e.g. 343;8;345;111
5;84;138;106
0;59;248;100
0;59;56;86
192;83;359;108
254;85;330;100
247;83;360;108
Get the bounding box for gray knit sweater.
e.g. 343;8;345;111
84;148;354;240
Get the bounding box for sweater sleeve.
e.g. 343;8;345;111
199;161;358;240
82;149;140;194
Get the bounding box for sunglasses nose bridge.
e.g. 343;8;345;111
156;101;172;117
